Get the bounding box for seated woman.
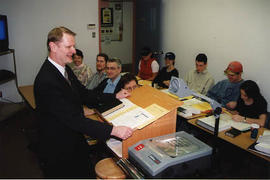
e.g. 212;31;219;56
153;52;179;88
230;80;268;127
71;49;93;86
121;73;139;93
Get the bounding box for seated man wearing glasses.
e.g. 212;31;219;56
207;61;244;109
94;58;124;95
121;73;139;93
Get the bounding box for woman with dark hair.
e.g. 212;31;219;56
70;49;93;86
231;80;268;127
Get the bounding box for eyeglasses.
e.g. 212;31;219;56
106;67;118;70
124;85;138;92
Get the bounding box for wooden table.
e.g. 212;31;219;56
18;85;35;109
188;118;270;162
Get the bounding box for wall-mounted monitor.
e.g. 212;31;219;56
0;14;9;52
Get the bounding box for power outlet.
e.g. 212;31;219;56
0;91;2;97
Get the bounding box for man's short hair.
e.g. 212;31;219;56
141;47;152;56
97;53;109;62
47;26;76;52
121;73;138;88
196;53;207;64
107;58;122;68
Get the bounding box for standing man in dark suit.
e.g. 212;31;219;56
34;26;133;178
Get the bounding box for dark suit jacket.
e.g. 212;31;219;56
34;59;113;177
93;76;124;95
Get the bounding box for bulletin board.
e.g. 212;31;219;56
101;2;123;42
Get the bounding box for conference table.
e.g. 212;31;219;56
18;84;270;162
188;115;270;162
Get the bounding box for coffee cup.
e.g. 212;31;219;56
250;123;259;139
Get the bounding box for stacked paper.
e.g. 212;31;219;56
255;130;270;155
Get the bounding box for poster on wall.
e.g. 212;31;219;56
101;2;123;42
101;8;113;27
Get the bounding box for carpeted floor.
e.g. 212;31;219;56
0;104;43;178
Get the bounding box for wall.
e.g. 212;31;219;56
160;0;270;110
101;1;133;65
0;0;99;102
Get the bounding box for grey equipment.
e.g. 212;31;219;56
128;131;212;177
168;76;222;136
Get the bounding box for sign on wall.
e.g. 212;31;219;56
101;2;123;42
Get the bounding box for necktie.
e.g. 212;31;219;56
64;68;71;85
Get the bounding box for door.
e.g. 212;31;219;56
134;0;162;74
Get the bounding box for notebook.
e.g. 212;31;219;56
94;98;124;117
197;114;231;132
197;113;251;132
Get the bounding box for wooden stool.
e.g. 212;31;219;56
95;158;126;179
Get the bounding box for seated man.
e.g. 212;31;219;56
121;73;139;93
137;47;159;80
70;49;93;86
94;58;123;95
153;52;179;88
86;53;108;90
207;61;244;109
184;53;214;95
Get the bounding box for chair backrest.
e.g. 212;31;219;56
265;112;270;129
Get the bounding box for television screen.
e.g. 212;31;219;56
0;15;9;52
0;20;7;40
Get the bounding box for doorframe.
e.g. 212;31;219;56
98;0;136;74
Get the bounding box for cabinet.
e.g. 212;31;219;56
0;49;18;88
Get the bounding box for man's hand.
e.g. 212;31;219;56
83;106;95;116
163;80;170;87
116;89;130;99
226;101;237;110
111;126;133;140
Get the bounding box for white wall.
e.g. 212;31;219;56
161;0;270;111
0;0;99;102
101;1;133;65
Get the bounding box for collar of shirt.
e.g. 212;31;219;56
107;75;121;86
98;71;107;77
74;63;84;69
194;69;208;74
48;57;65;77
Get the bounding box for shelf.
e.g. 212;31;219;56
0;49;18;87
0;69;16;85
0;49;14;56
0;76;16;85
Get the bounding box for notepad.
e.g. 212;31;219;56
103;98;168;129
248;130;270;157
197;113;251;132
197;114;232;132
